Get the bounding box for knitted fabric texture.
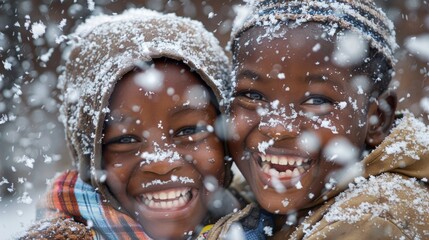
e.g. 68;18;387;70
58;8;230;207
36;170;221;239
230;0;398;69
37;170;151;240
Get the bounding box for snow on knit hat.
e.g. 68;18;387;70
58;8;230;206
230;0;398;70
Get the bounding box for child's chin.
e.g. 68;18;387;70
253;184;310;215
260;199;303;215
138;214;203;240
143;223;197;240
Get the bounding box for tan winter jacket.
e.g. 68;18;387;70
209;114;429;240
282;114;429;240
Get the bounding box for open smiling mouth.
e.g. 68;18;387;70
138;187;195;210
257;154;311;180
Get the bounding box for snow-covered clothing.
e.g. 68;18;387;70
276;114;429;239
21;170;216;239
210;114;429;239
20;170;148;239
19;217;92;240
20;7;232;239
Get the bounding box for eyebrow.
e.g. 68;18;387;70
237;67;346;90
305;74;330;83
171;103;207;114
104;112;137;126
237;68;333;83
236;69;262;82
170;104;193;116
305;74;346;91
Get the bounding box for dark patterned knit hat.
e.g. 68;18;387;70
230;0;398;69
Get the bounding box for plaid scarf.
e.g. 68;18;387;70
37;170;212;239
37;170;150;239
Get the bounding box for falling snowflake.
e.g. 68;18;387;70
31;21;46;39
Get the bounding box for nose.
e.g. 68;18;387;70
138;143;184;175
258;116;300;141
141;159;183;175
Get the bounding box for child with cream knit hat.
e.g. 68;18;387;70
20;7;238;240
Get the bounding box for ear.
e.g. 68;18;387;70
365;90;397;147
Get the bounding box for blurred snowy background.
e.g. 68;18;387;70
0;0;427;238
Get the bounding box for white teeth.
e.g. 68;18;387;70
159;192;167;200
260;154;307;167
146;193;153;200
269;168;279;177
168;191;176;199
279;170;292;178
261;155;309;178
143;188;190;200
279;158;288;165
178;197;186;206
142;191;191;210
140;188;192;209
292;168;300;177
271;155;279;164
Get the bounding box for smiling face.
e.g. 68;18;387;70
228;23;394;215
102;59;225;239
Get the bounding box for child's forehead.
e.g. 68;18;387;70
235;23;336;64
235;22;372;73
230;0;397;70
238;22;343;48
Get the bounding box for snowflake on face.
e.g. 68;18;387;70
282;198;289;207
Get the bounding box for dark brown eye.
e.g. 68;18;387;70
176;125;207;137
245;92;264;100
105;135;139;145
237;90;266;101
303;96;333;105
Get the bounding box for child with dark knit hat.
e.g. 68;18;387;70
19;7;239;240
207;0;429;239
